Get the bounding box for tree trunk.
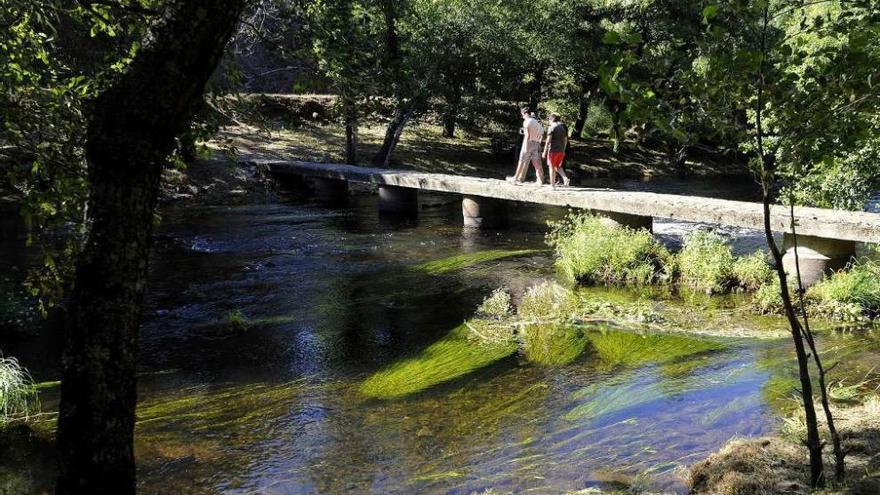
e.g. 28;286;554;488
611;103;623;154
571;80;595;139
442;92;460;138
343;98;358;165
528;65;545;111
372;103;414;167
345;123;358;165
752;8;824;482
55;1;246;494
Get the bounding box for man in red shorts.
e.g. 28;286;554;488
542;113;570;188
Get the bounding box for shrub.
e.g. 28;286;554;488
809;259;880;320
517;281;578;321
677;231;736;294
753;278;785;314
475;288;512;320
1;356;39;426
732;251;774;291
547;213;672;286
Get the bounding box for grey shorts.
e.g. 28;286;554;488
519;141;541;165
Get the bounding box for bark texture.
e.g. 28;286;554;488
55;1;246;494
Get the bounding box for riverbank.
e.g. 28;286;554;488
210;122;750;181
690;397;880;495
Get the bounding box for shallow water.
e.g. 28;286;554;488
6;188;880;494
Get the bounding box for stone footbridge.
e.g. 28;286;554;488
247;159;880;285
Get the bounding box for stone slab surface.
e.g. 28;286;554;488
251;159;880;243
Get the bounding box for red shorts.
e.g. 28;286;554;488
547;151;565;169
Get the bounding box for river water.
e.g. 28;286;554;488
5;185;880;494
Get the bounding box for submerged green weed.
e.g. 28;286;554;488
521;325;590;366
0;356;39;426
414;249;543;275
587;328;724;369
227;310;251;332
360;325;517;398
547;213;672;286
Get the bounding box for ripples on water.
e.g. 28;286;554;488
9;189;880;494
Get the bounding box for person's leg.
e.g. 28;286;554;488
531;157;544;184
548;161;557;188
513;150;529;182
558;166;570;186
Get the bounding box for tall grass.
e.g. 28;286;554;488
547;213;673;286
678;231;737;294
809;259;880;321
0;356;39;426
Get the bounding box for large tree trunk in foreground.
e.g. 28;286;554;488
55;1;245;493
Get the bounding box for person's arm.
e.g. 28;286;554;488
543;131;550;158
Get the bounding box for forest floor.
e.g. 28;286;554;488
210;123;750;180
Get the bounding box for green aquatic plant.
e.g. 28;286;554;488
571;292;665;326
732;251;774;291
752;278;786;314
226;310;251;332
677;230;736;294
547;213;672;286
475;288;512;320
414;249;543;275
0;356;39;426
517;281;578;321
521;325;590;366
809;258;880;320
565;380;668;420
586;328;724;369
360;325;517;398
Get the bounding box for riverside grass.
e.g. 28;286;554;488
0;356;39;426
549;213;880;323
753;258;880;322
547;213;673;286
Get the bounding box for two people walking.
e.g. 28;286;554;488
509;106;570;188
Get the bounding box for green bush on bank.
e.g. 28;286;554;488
678;231;775;294
810;259;880;321
678;231;737;294
733;251;775;291
752;259;880;322
547;213;673;286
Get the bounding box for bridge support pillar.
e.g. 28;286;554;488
311;177;348;204
782;234;855;287
462;196;508;229
598;211;653;232
378;185;418;214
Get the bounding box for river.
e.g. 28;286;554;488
4;185;880;494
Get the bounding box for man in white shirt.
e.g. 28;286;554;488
510;106;545;184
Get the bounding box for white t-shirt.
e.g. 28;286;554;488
523;117;544;143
